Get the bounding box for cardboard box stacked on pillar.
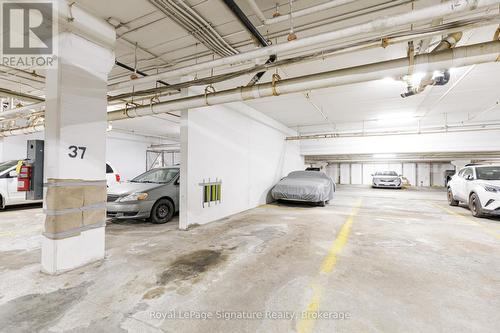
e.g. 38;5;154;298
44;179;107;239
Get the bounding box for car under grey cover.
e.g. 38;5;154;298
271;171;335;204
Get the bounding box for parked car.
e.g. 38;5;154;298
444;169;456;186
372;171;402;189
106;163;121;187
271;170;335;206
0;160;120;209
0;160;42;209
447;164;500;217
106;166;180;223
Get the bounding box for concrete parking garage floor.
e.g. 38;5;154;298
0;186;499;333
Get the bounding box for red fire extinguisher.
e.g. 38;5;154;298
17;161;32;192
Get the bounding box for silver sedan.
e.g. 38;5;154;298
106;167;179;223
372;171;402;189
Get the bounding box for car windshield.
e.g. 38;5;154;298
375;171;398;176
476;166;500;180
0;160;16;174
131;168;178;184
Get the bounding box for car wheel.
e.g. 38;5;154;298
469;193;484;218
150;199;174;224
447;188;459;206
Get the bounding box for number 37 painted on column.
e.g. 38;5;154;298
68;146;87;159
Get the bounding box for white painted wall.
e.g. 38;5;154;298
403;163;417;186
340;163;350;184
300;130;500;155
106;132;167;181
325;163;339;183
328;161;453;187
0;132;44;160
417;163;431;187
351;164;363;184
0;131;166;181
181;102;304;228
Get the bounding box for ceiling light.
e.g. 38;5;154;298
410;72;426;87
432;70;444;79
379;77;396;84
373;153;397;159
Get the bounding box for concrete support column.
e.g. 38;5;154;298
41;29;115;274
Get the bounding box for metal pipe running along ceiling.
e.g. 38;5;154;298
148;0;238;57
105;41;500;120
4;15;495;122
1;41;499;137
246;0;359;25
109;0;500;90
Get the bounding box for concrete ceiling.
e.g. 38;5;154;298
1;0;499;138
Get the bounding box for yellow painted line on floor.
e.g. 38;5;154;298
297;199;363;333
297;283;323;333
430;202;500;241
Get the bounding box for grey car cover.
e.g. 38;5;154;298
271;171;335;202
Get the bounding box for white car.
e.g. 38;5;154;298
106;163;121;188
0;160;38;209
372;171;403;189
0;160;120;209
447;164;500;217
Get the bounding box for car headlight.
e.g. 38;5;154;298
483;185;500;193
118;192;149;202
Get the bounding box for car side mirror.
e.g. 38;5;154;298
8;170;17;178
398;174;402;177
465;174;473;180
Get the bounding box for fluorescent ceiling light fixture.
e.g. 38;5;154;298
373;153;397;159
379;77;396;83
410;72;426;87
432;70;444;79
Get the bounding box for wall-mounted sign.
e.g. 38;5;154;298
199;178;221;208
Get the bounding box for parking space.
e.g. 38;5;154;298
1;0;500;331
1;187;498;332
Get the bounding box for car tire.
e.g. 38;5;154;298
447;188;459;206
469;193;484;218
150;199;174;224
318;201;326;207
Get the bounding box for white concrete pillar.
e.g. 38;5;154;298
41;28;115;274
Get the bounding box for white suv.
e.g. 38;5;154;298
447;164;500;217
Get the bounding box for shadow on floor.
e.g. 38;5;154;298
269;200;325;208
456;204;500;222
0;203;42;212
106;216;180;233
